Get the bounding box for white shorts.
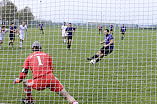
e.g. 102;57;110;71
19;34;25;40
0;35;4;41
0;37;2;41
62;33;67;37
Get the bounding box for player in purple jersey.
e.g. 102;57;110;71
121;24;126;40
39;23;44;34
87;29;114;64
9;23;17;49
109;24;113;35
65;23;76;50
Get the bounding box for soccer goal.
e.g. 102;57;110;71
0;0;157;104
87;21;116;32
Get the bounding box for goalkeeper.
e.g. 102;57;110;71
14;41;79;104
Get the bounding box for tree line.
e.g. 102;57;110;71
0;0;34;26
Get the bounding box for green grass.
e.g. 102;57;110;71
0;27;157;104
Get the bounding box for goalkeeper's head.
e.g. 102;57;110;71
32;41;42;51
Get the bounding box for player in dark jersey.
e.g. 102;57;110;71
39;23;44;34
14;41;79;104
9;23;17;49
87;29;114;64
109;24;113;35
65;23;76;50
121;24;126;40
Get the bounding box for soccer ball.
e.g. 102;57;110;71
90;59;96;64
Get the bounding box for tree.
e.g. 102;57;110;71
18;6;34;25
0;0;34;26
0;0;18;25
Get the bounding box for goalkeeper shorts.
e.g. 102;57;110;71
27;73;63;92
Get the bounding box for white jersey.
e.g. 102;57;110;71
61;25;67;33
0;29;9;41
19;25;27;34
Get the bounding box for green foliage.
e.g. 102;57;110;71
0;0;34;25
18;6;34;24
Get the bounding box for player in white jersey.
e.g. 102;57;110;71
18;21;28;49
61;22;67;43
0;26;10;49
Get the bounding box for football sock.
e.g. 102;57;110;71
69;44;71;48
121;36;123;40
11;42;13;48
24;88;33;103
96;58;102;62
67;43;71;49
62;39;64;43
67;44;70;49
64;39;66;43
92;54;99;59
20;42;22;47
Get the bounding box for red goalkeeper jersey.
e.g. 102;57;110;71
23;51;53;79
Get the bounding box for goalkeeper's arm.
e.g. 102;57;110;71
14;68;28;84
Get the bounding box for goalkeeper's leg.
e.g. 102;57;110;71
23;80;33;104
57;88;78;104
50;75;78;104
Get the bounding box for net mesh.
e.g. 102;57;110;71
0;0;157;104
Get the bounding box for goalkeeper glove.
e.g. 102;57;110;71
14;78;21;84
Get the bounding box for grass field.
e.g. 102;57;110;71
0;27;157;104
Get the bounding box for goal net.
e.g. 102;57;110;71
0;0;157;104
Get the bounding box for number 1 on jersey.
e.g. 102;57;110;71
37;56;43;65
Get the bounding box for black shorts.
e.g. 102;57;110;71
121;32;125;35
110;29;113;31
9;35;15;40
99;29;102;31
67;35;73;40
100;46;113;56
40;28;43;30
